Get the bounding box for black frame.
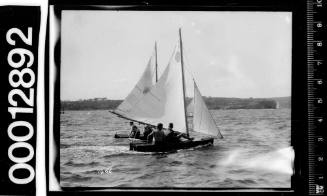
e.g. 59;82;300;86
46;0;308;195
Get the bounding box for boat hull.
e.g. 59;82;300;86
129;138;214;152
114;133;129;138
114;133;145;139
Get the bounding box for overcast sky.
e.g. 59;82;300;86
61;11;292;101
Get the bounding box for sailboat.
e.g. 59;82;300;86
111;28;223;152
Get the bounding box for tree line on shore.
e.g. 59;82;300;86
61;96;290;111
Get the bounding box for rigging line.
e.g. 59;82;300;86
194;81;223;138
155;41;158;82
182;44;197;81
205;95;223;138
109;111;155;127
147;91;161;102
179;28;190;137
208;103;223;139
134;85;143;92
182;45;199;98
152;67;157;84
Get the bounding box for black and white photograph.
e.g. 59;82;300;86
0;0;325;195
58;10;294;189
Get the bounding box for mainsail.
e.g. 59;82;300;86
114;41;188;133
193;81;223;138
115;44;157;115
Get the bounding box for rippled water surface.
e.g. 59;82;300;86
60;109;292;188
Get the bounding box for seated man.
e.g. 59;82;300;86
143;125;153;142
165;123;193;144
129;125;140;139
147;123;165;146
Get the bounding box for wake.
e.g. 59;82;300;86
219;147;294;175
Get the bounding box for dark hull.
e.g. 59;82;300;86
114;133;129;138
114;133;145;139
130;138;214;152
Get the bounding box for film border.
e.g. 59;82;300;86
46;0;309;195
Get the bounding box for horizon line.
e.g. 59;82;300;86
61;95;291;102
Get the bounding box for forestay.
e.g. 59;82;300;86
193;81;223;138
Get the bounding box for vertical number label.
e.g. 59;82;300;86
6;27;35;185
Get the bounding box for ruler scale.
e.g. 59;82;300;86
306;0;326;195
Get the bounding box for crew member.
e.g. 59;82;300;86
129;125;140;139
143;125;153;142
148;123;165;145
165;123;193;143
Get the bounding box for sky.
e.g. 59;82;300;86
61;11;292;101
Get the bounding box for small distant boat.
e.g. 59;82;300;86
110;28;223;152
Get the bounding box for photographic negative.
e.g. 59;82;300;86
56;10;294;189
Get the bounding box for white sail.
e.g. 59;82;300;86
186;98;194;116
115;45;157;114
193;81;223;138
115;42;187;133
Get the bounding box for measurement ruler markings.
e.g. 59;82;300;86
307;1;324;195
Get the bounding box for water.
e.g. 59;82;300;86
60;109;293;188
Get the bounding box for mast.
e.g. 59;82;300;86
179;28;190;137
155;41;158;82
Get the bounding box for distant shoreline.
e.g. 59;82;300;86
61;96;291;111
